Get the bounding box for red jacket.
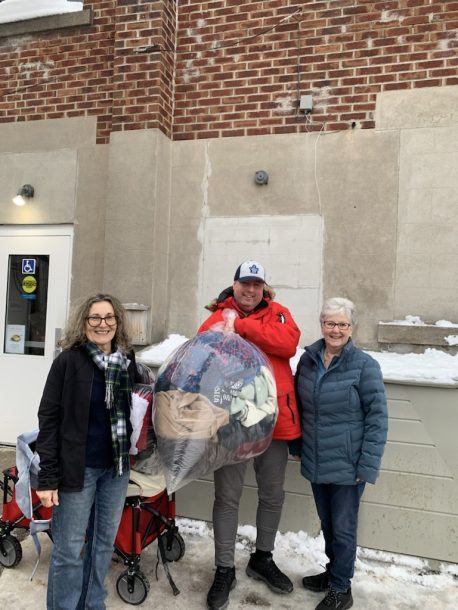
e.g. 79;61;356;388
198;291;301;440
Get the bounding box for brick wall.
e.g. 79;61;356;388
111;0;176;134
1;0;113;143
0;1;456;142
0;0;176;143
173;0;458;138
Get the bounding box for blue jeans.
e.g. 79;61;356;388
311;482;366;592
47;467;129;610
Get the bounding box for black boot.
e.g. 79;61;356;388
246;551;293;594
302;570;330;592
316;587;353;610
206;566;236;610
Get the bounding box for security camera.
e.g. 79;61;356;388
255;170;269;185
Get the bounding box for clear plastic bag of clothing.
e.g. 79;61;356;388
153;329;278;492
129;363;163;477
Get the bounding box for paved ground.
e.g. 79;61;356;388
1;446;457;609
0;445;14;473
0;445;26;580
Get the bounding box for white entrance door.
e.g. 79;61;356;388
0;226;72;444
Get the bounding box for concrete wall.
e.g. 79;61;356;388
1;86;457;347
103;129;172;343
167;128;400;346
167;134;326;344
0;116;107;301
166;86;458;347
176;380;458;564
377;86;458;324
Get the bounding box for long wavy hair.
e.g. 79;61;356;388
59;293;132;352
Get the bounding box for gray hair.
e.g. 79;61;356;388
320;297;357;327
59;293;132;352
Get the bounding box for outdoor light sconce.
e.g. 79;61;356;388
12;184;35;206
254;170;269;185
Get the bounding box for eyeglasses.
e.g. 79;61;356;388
86;315;118;327
322;321;351;330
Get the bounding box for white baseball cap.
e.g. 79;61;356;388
233;260;266;283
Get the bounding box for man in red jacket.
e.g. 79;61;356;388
199;260;301;610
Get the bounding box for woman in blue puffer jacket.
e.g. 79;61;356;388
294;297;388;610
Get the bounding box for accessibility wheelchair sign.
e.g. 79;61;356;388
22;258;36;274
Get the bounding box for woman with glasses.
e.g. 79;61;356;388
36;293;139;610
293;297;388;610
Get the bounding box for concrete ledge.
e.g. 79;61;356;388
378;323;458;347
0;8;92;38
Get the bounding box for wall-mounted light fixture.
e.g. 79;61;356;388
254;170;269;185
12;184;35;206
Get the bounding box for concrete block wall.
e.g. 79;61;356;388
177;381;458;564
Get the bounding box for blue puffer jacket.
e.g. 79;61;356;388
295;338;388;485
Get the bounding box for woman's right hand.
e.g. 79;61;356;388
36;489;59;507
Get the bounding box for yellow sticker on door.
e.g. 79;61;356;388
22;275;37;294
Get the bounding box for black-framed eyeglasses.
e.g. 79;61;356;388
322;321;351;330
86;315;118;327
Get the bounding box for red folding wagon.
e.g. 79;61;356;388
113;469;185;604
0;465;185;605
0;465;52;567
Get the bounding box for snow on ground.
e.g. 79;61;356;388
0;519;457;609
0;0;82;25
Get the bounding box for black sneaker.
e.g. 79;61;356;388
302;570;330;592
246;552;293;594
206;566;236;610
315;587;353;610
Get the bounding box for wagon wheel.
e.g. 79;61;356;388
161;531;185;562
0;535;22;568
116;570;150;605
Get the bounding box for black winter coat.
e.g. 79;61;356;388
36;347;138;492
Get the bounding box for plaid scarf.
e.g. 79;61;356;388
85;342;132;476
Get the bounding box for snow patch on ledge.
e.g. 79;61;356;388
379;315;458;328
136;333;189;367
367;348;458;385
379;315;425;325
292;346;458;385
445;335;458;346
